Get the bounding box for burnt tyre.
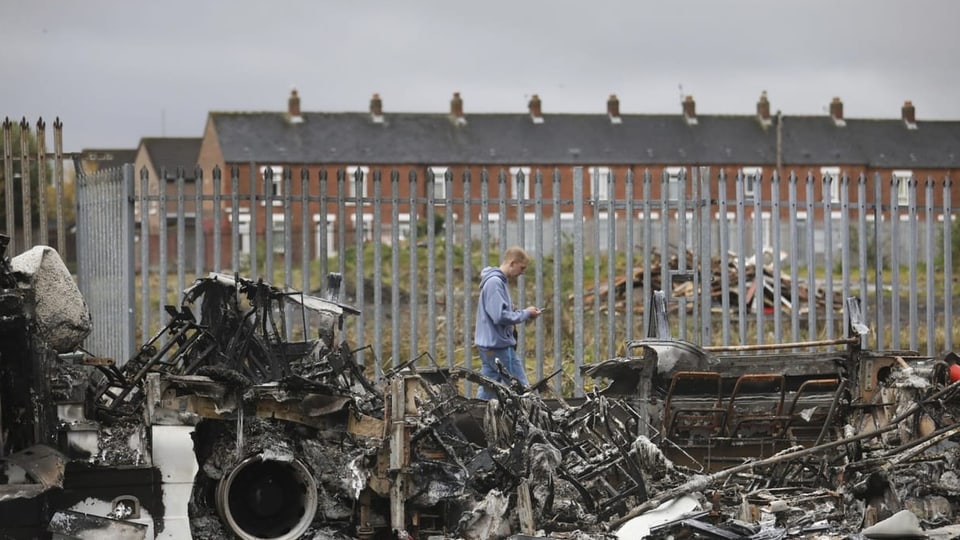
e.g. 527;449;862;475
215;454;318;540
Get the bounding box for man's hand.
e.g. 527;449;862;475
525;306;542;319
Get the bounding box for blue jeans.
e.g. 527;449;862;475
476;347;530;400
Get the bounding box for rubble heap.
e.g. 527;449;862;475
2;238;960;539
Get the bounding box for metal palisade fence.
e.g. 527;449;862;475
2;118;137;367
2;117;955;396
69;163;956;397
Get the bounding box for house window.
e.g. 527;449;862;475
759;211;771;249
346;166;369;205
712;211;735;251
234;210;252;256
430;166;448;203
271;214;285;253
590;166;612;201
893;170;912;205
597;210;616;251
795;210;809;258
485;213;501;241
260;165;284;206
397;213;412;241
740;167;762;200
522;212;538;252
664;167;683;201
509;166;531;201
821;167;841;203
350;213;374;242
313;213;337;258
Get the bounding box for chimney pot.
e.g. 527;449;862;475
757;91;770;120
682;95;697;125
607;94;621;119
369;93;384;124
528;94;543;123
288;88;302;118
451;92;464;118
902;100;917;128
830;96;844;123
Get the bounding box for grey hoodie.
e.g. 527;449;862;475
474;266;530;349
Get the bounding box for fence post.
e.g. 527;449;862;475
944;176;954;351
18;119;32;249
572;166;585;394
698;166;713;345
36;119;48;247
122;164;137;360
53;118;66;255
3;119;15;252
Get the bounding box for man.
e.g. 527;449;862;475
474;246;542;400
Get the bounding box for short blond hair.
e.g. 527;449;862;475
503;246;529;264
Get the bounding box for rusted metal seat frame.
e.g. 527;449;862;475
777;378;840;438
663;371;726;442
724;373;786;438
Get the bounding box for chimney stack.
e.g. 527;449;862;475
757;91;771;125
607;94;622;124
287;88;303;123
902;100;917;129
450;92;466;125
370;93;384;123
528;94;543;124
682;95;698;125
830;96;845;126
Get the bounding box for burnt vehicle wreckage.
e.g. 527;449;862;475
3;237;960;539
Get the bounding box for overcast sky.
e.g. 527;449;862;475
3;1;959;152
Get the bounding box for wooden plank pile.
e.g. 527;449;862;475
580;250;844;315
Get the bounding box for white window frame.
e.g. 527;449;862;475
759;210;772;249
271;213;285;253
892;170;913;205
597;210;615;251
234;210;252;255
485;212;502;240
664;166;683;201
558;212;580;228
260;165;284;206
350;213;375;242
397;212;413;241
312;213;337;258
740;166;762;200
795;211;808;224
821;167;841;203
509;166;531;201
590;166;612;201
346;165;369;206
430;166;448;203
558;212;577;240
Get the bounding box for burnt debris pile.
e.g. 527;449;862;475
3;240;960;538
91;272;381;424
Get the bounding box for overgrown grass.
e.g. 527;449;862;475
136;237;960;396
